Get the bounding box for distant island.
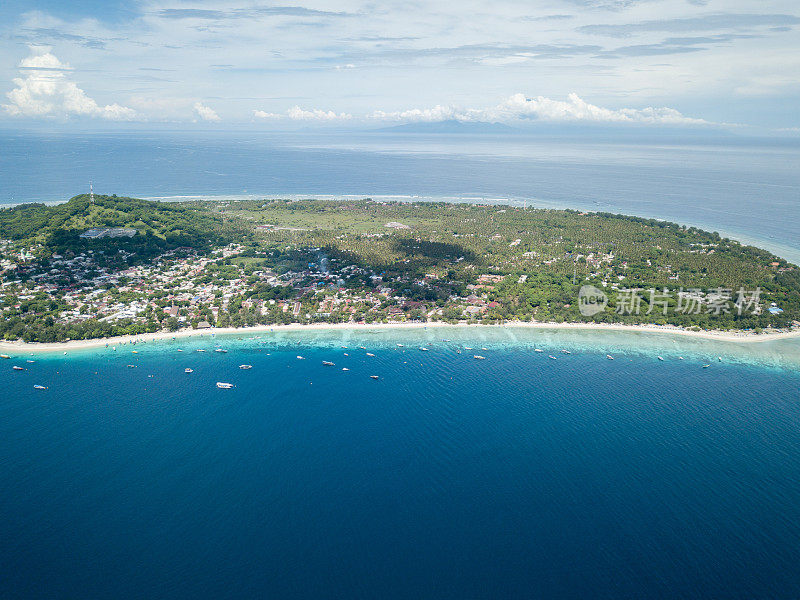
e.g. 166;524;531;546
0;194;797;344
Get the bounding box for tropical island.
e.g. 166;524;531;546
0;194;798;344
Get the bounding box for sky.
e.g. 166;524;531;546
0;0;798;131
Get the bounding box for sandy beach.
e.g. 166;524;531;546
2;320;799;355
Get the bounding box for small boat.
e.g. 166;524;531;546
196;349;206;353
216;382;234;389
297;355;305;360
549;355;557;360
678;356;684;360
33;385;47;390
322;361;335;366
657;356;665;361
606;355;614;360
132;350;138;354
464;347;473;350
0;354;10;359
718;356;722;362
703;364;710;369
419;347;429;351
342;367;349;371
474;355;486;360
12;365;24;370
239;364;252;370
481;347;488;351
370;375;379;379
215;349;228;353
534;349;543;353
177;349;183;352
359;346;366;350
366;352;375;357
343;352;349;356
561;349;571;354
185;368;194;373
26;359;35;363
126;364;137;368
397;343;404;347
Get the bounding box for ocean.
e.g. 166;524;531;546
2;327;800;599
1;130;799;262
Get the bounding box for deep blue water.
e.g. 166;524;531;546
2;329;800;599
1;130;800;262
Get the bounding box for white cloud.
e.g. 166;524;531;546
193;101;220;121
254;106;352;121
2;47;136;120
368;93;712;126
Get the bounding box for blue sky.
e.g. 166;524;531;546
0;0;798;131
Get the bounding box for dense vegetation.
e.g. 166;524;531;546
0;194;798;341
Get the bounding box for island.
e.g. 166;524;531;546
0;194;797;344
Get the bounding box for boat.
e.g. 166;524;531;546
703;364;711;369
297;355;305;360
12;365;24;370
561;349;571;354
322;361;335;366
0;354;10;359
215;349;228;353
196;349;206;353
370;375;379;379
185;368;194;373
481;347;488;351
549;355;557;360
419;347;429;351
366;352;375;357
239;364;252;370
216;382;234;389
658;356;665;361
464;347;473;350
534;349;543;353
397;343;404;347
126;364;137;368
342;367;349;371
474;355;486;360
678;356;684;360
343;352;349;356
359;346;366;350
33;385;47;390
26;360;35;363
606;355;614;360
132;350;138;354
718;356;722;362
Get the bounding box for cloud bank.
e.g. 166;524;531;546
256;93;712;126
193;102;220;121
2;47;136;120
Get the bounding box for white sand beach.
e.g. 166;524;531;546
2;320;799;354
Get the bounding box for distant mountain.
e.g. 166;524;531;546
376;120;515;134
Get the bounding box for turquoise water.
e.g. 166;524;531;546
3;327;800;598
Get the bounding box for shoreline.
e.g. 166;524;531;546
2;321;800;355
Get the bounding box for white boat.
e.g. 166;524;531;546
185;368;194;373
474;355;486;360
534;349;543;353
370;375;379;379
397;343;404;347
196;349;206;353
561;349;571;354
703;364;710;369
127;364;137;368
297;355;305;360
342;367;349;371
419;347;429;351
464;347;473;350
12;365;24;370
549;355;557;360
215;349;228;353
216;382;234;389
322;361;335;366
359;346;366;350
239;364;252;370
606;355;614;360
0;354;10;359
26;359;35;363
366;352;375;357
658;356;664;361
33;385;47;390
343;353;349;356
